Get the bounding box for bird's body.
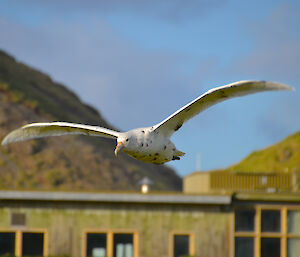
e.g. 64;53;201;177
1;80;294;164
118;127;184;164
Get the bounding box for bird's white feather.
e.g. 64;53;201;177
1;80;294;164
1;122;120;145
153;80;293;137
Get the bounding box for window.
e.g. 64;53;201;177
174;235;189;257
84;231;138;257
0;230;47;256
22;232;44;256
235;209;255;232
287;210;300;234
113;233;133;257
234;237;253;257
261;238;280;257
287;238;300;257
86;233;107;257
261;210;281;232
0;232;15;256
11;213;26;226
287;210;300;257
234;207;300;257
234;209;255;257
169;232;194;257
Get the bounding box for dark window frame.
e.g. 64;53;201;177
0;231;16;256
234;206;300;257
0;229;47;256
83;230;138;257
170;231;194;257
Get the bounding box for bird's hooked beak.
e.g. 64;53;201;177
114;142;124;156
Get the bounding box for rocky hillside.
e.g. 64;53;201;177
226;130;300;173
0;50;182;191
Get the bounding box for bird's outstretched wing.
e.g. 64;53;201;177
2;122;120;145
153;80;294;137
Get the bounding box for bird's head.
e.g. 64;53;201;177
114;132;135;156
114;128;148;156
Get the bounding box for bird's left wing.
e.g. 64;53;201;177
2;122;120;145
153;80;293;137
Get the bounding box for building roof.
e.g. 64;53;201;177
1;191;300;205
0;191;231;205
234;192;300;202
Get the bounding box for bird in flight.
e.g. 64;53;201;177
2;80;293;164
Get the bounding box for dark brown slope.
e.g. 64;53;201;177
0;50;182;191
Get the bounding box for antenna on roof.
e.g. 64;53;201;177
196;153;201;171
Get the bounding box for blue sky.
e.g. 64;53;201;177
1;0;300;176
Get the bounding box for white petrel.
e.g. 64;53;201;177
2;80;293;164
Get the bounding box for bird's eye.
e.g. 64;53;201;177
126;138;129;142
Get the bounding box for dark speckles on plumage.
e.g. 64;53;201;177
172;148;175;151
150;140;152;144
140;143;144;147
153;157;157;161
164;145;167;150
220;90;227;98
146;143;148;147
174;123;182;131
155;153;159;156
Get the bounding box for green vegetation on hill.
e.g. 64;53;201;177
0;49;182;191
227;130;300;173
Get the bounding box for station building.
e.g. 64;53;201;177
0;171;299;257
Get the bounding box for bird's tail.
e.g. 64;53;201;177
175;150;185;156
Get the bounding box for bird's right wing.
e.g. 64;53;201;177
153;80;294;137
2;122;120;145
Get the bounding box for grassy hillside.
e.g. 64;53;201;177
226;130;300;173
0;50;182;191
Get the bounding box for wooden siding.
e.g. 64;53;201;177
211;172;292;191
184;171;294;193
0;201;230;257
